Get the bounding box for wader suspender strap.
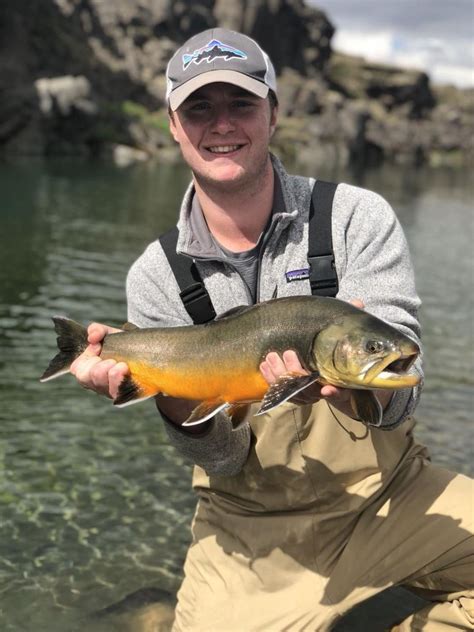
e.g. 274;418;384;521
159;226;217;324
159;180;338;324
308;180;339;297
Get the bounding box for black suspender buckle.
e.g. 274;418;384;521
308;254;338;296
179;282;216;324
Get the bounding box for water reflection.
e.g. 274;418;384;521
0;157;472;630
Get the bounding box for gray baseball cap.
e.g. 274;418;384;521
166;28;277;111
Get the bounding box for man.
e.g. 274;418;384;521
72;28;473;631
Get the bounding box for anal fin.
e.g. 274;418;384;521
350;390;383;427
255;372;320;416
182;400;228;427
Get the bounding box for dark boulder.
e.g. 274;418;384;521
0;0;471;168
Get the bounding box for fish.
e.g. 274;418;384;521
40;296;421;427
182;39;247;69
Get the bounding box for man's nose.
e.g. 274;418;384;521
211;106;236;133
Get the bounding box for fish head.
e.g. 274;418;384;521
312;315;421;390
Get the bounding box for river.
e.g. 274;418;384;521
0;157;472;630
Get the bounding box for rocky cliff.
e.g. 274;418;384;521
0;0;471;168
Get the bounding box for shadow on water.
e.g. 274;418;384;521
0;157;472;630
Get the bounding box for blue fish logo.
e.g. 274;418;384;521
182;39;247;70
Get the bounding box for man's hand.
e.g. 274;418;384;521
69;322;206;432
258;298;392;419
259;349;355;418
69;323;129;399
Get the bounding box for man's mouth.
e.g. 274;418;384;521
206;144;243;154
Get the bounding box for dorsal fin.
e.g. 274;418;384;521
214;305;252;321
121;322;139;331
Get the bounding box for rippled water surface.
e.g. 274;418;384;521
0;158;472;630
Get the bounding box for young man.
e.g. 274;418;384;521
72;29;473;631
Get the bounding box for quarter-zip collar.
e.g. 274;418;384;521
176;154;299;261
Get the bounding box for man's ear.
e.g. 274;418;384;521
168;111;179;143
269;105;278;137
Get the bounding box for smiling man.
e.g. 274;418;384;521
71;28;473;632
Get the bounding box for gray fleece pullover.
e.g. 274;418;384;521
126;155;423;476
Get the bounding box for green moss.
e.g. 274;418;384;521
121;101;170;133
429;149;466;168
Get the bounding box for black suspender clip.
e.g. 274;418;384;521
179;281;216;325
308;253;338;296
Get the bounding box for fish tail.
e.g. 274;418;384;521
40;317;89;382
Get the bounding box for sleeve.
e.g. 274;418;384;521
126;241;252;474
333;185;424;429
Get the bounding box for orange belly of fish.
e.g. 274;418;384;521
126;360;268;403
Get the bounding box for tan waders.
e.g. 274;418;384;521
173;402;474;631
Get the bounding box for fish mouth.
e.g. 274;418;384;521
364;349;420;388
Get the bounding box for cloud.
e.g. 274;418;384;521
333;30;396;63
310;0;474;87
431;64;474;88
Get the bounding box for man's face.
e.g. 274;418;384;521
169;82;278;191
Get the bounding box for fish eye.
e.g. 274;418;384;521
366;340;384;354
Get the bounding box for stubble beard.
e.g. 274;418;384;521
192;149;272;199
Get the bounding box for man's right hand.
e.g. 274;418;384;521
69;323;129;399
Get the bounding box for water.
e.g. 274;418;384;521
0;158;472;630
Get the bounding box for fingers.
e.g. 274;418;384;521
87;322;121;345
68;322;127;399
320;384;340;398
259;350;351;408
282;350;307;373
350;298;365;309
259;350;309;386
259;352;287;383
70;354;129;399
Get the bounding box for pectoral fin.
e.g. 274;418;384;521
182;400;228;427
350;391;383;427
255;372;320;416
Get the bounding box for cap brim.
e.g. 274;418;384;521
168;70;269;111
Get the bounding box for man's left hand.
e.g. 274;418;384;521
259;349;355;418
258;299;393;420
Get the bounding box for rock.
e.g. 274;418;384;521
91;586;176;632
214;0;334;75
328;52;435;118
112;143;149;167
35;75;97;116
277;69;326;116
0;0;471;167
0;84;37;144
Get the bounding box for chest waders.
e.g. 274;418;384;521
159;181;429;631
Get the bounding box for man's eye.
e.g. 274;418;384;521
186;102;210;112
233;100;254;108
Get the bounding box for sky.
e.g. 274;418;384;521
308;0;474;87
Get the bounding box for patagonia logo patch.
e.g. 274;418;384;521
286;268;310;282
182;39;247;70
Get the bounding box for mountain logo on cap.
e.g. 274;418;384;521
182;39;247;70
